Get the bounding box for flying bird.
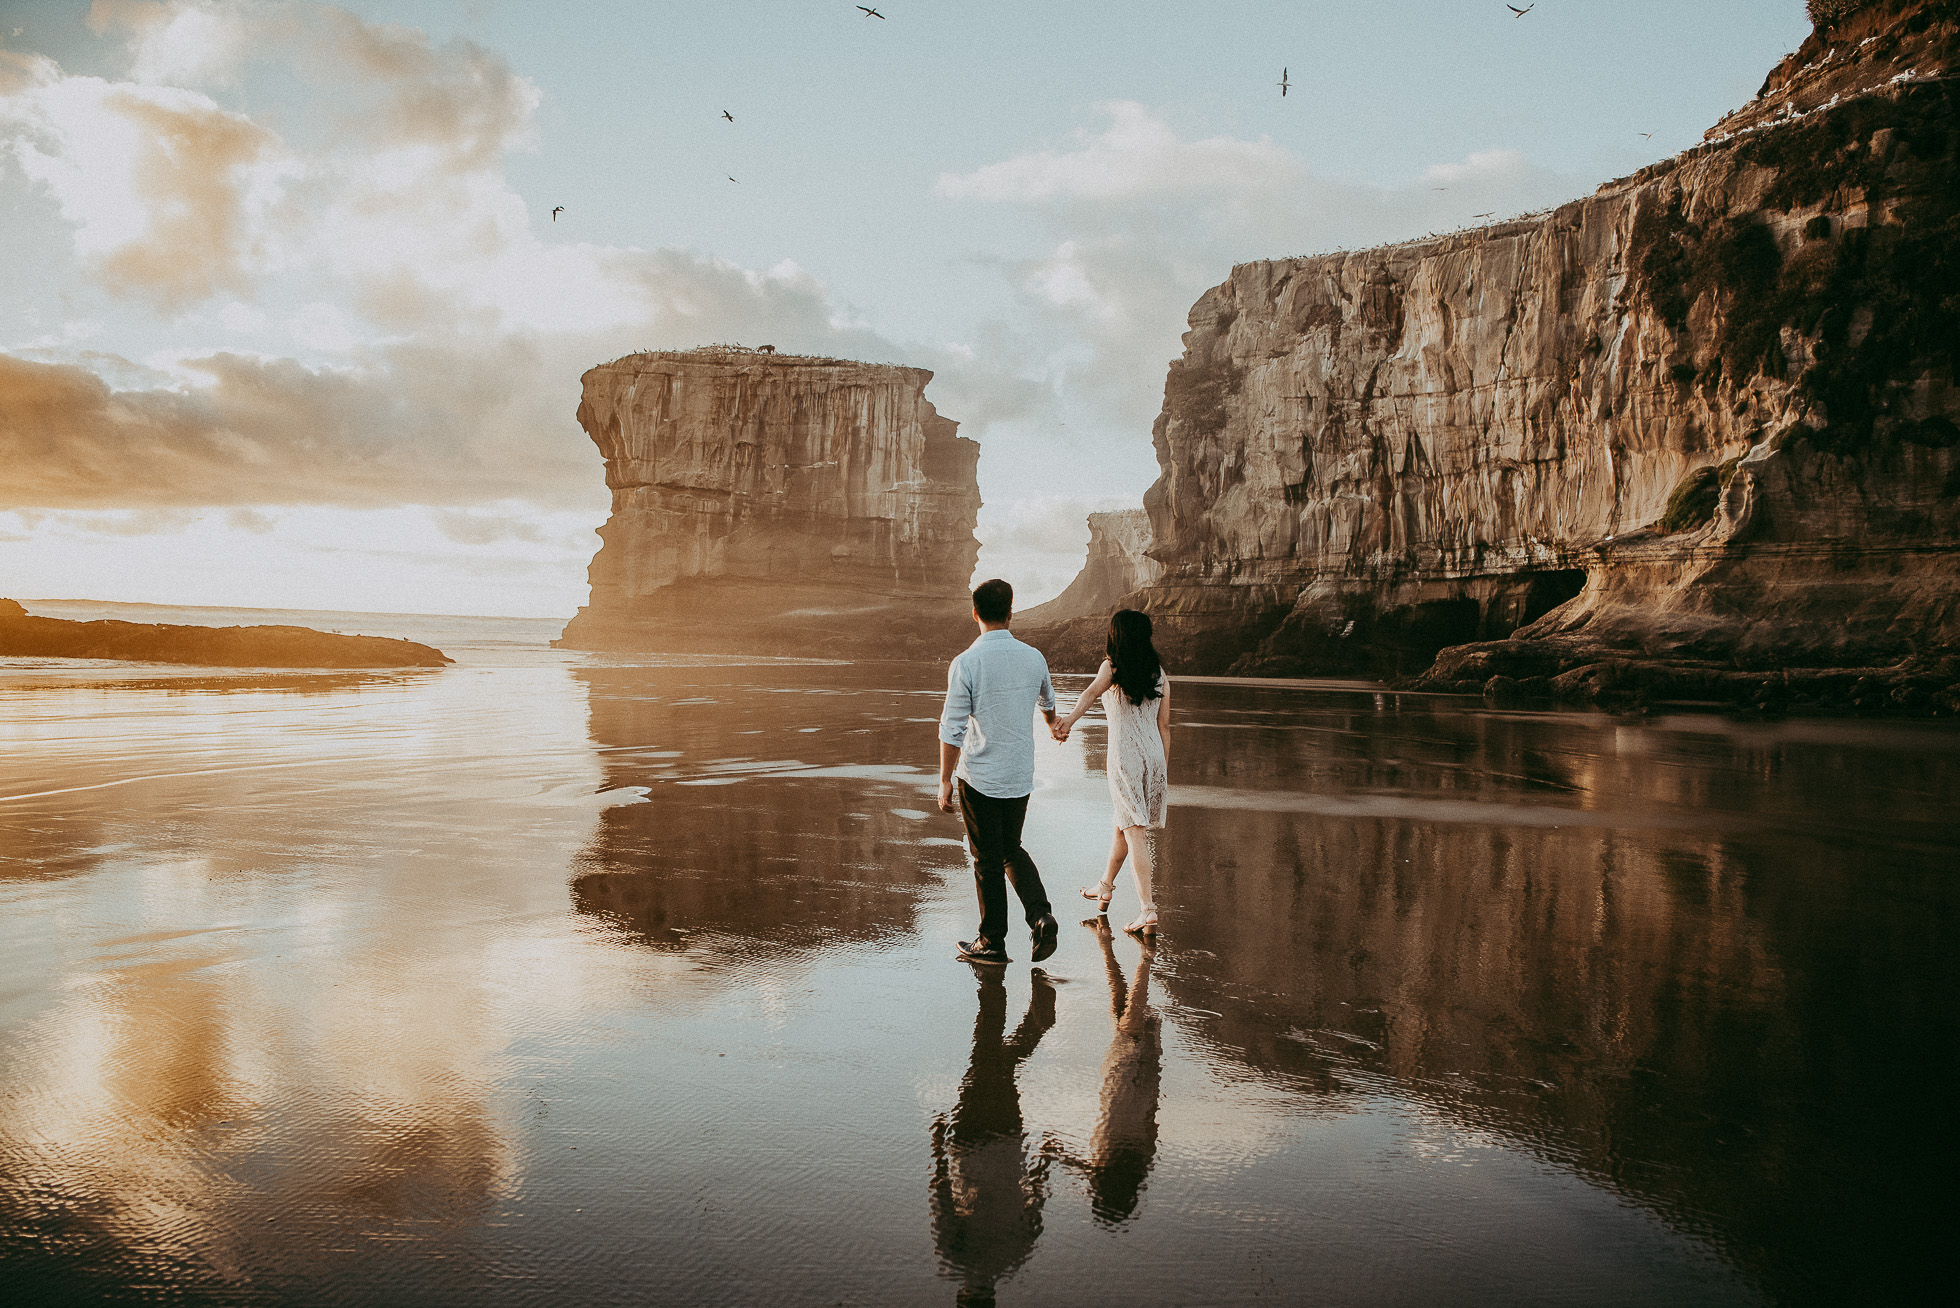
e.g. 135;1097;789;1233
551;205;563;220
723;110;735;122
1278;68;1290;96
1508;4;1534;15
1639;131;1655;139
728;176;740;183
858;6;884;17
1473;212;1494;219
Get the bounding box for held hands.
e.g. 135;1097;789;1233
1049;718;1071;743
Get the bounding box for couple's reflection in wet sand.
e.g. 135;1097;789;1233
930;922;1162;1304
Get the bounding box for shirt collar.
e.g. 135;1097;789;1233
975;629;1015;643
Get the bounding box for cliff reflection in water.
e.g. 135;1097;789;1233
569;662;963;959
566;661;1957;1302
4;633;1954;1304
1149;682;1960;1305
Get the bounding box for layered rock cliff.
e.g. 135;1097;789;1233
1029;0;1960;709
556;349;981;659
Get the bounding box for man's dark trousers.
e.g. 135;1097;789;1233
958;780;1053;948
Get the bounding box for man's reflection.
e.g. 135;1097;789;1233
929;968;1056;1306
1051;920;1162;1225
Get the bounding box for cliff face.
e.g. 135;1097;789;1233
556;349;981;659
1036;1;1960;703
1027;2;1960;705
1016;509;1163;633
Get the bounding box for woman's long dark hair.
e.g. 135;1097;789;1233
1106;609;1163;706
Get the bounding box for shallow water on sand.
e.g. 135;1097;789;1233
2;605;1956;1306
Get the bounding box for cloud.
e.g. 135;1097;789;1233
430;508;544;546
0;48;41;99
937;101;1302;205
941;102;1581;439
0;346;597;511
1;64;291;311
974;493;1137;604
0;239;944;514
6;1;549;318
306;5;539;169
91;0;250;87
65;508;201;536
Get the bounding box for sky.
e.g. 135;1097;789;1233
0;0;1815;619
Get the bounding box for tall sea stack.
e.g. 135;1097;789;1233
556;349;981;659
1027;0;1960;709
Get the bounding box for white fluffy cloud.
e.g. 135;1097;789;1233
938;101;1304;205
941;101;1579;439
1;58;292;309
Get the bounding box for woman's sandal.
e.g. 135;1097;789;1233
1080;878;1116;914
1125;904;1159;937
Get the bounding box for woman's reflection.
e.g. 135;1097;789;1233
929;968;1056;1306
1050;920;1162;1225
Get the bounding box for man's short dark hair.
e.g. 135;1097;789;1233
972;578;1013;624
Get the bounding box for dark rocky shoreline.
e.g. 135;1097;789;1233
1396;634;1960;716
0;599;449;669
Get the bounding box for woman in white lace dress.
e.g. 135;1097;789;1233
1052;610;1169;936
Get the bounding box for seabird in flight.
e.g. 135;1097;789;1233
1278;68;1290;96
1640;131;1655;139
551;206;563;221
1508;4;1533;15
728;176;740;183
858;6;884;17
723;110;735;122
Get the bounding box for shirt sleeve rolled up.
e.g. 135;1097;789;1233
939;655;972;747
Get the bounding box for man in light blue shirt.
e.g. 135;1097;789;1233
937;578;1059;965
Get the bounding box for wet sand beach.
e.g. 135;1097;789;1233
2;605;1955;1306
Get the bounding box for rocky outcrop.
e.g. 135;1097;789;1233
1015;510;1161;661
555;348;981;660
1715;0;1960;139
1033;1;1960;708
0;598;449;667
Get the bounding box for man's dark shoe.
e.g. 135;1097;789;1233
957;939;1010;965
1029;914;1059;963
